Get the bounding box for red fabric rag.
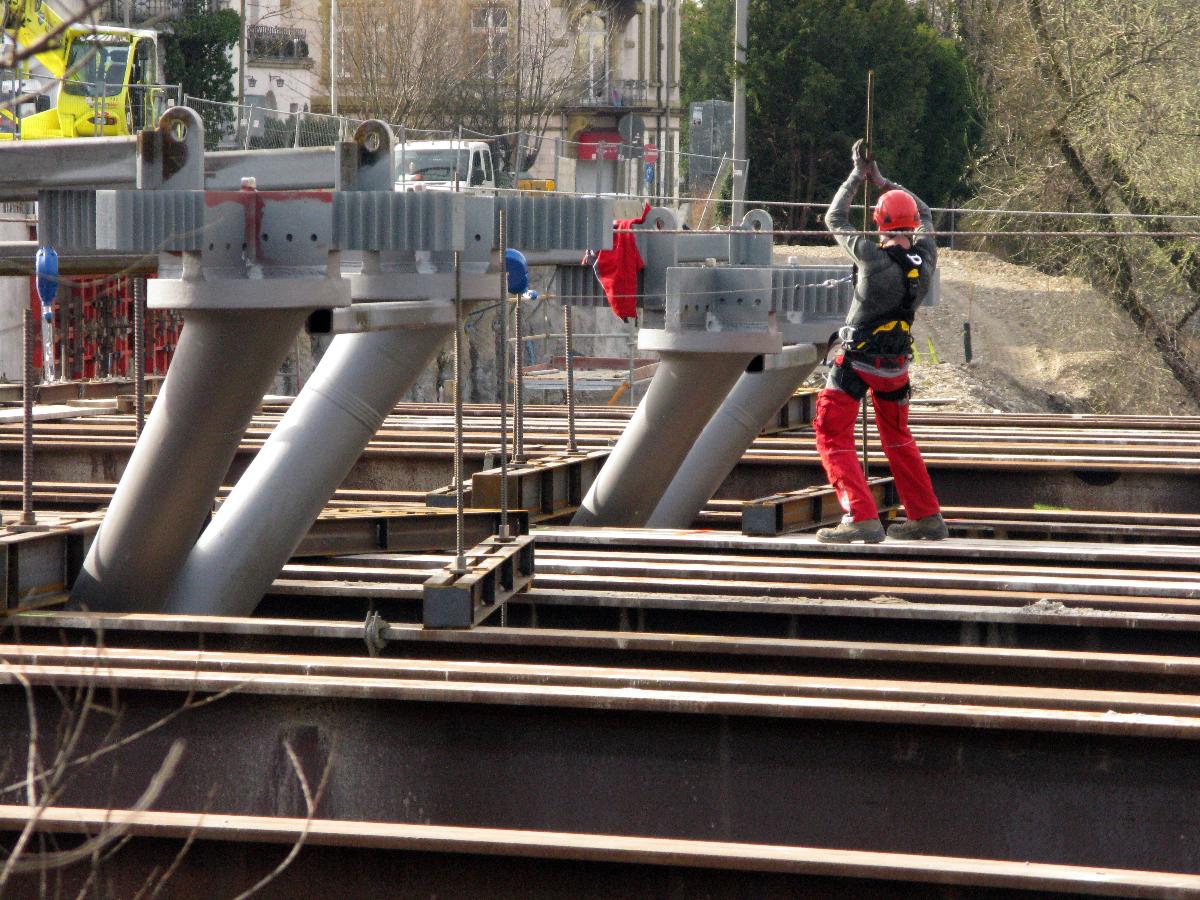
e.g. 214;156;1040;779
594;203;651;320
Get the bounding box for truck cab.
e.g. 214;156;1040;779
394;140;496;193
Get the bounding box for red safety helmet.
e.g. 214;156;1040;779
872;189;920;232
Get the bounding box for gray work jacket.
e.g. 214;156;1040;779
825;172;938;328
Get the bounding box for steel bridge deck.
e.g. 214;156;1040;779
2;403;1199;895
1;405;1198;511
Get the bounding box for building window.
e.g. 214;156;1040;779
471;6;509;31
470;4;510;78
578;12;609;101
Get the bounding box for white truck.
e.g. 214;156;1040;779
394;140;496;192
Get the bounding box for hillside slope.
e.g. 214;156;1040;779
776;245;1196;415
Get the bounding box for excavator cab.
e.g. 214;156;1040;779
3;0;161;140
44;31;159;136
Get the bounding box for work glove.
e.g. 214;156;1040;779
851;138;872;177
852;138;887;187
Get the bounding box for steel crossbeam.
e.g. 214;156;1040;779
422;535;535;628
741;477;899;536
470;451;609;522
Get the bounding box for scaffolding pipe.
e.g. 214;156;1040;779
70;309;309;613
646;348;819;529
163;318;453;616
571;349;755;527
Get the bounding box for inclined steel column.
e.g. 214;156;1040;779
70;309;312;612
69;108;354;613
164;120;472;616
574;265;781;528
646;345;818;529
164;317;453;616
163;192;610;616
572;349;759;527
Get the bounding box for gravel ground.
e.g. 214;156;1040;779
777;245;1196;414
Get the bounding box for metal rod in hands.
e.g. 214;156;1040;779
497;212;512;541
133;276;146;436
564;301;577;453
452;250;467;574
860;68;874;477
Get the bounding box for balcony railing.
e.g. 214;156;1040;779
571;78;653;109
248;25;311;63
104;0;226;25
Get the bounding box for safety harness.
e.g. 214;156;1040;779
839;244;927;357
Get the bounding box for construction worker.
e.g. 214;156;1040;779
814;139;947;543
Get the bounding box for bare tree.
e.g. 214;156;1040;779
455;0;619;172
337;0;465;128
0;632;333;897
336;0;621;173
933;0;1200;406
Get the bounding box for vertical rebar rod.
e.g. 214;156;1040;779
513;290;526;464
133;276;146;437
399;127;406;188
20;306;34;525
453;250;466;573
564;300;577;453
627;334;636;407
497;211;511;540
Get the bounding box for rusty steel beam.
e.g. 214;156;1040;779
11;644;1200;718
2;662;1200;874
14;610;1200;694
0;242;157;277
422;536;535;628
5;806;1194;899
0;514;97;610
296;507;529;557
761;388;818;435
3;405;1199;513
470;451;609;522
741;477;898;536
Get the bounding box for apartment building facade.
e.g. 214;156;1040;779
317;0;684;197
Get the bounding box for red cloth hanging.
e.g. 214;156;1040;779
594;203;651;321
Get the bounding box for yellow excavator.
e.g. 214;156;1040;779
1;0;160;139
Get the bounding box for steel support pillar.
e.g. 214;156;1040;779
647;345;818;529
70;308;311;612
573;261;781;528
572;347;761;528
165;316;453;616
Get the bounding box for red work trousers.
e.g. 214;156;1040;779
814;355;941;523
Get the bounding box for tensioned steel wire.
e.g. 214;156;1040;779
181;96;1200;225
562;227;1200;239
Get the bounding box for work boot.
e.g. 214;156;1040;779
816;518;886;544
887;513;949;541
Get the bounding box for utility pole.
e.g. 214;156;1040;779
329;0;338;116
731;0;748;223
237;0;246;107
